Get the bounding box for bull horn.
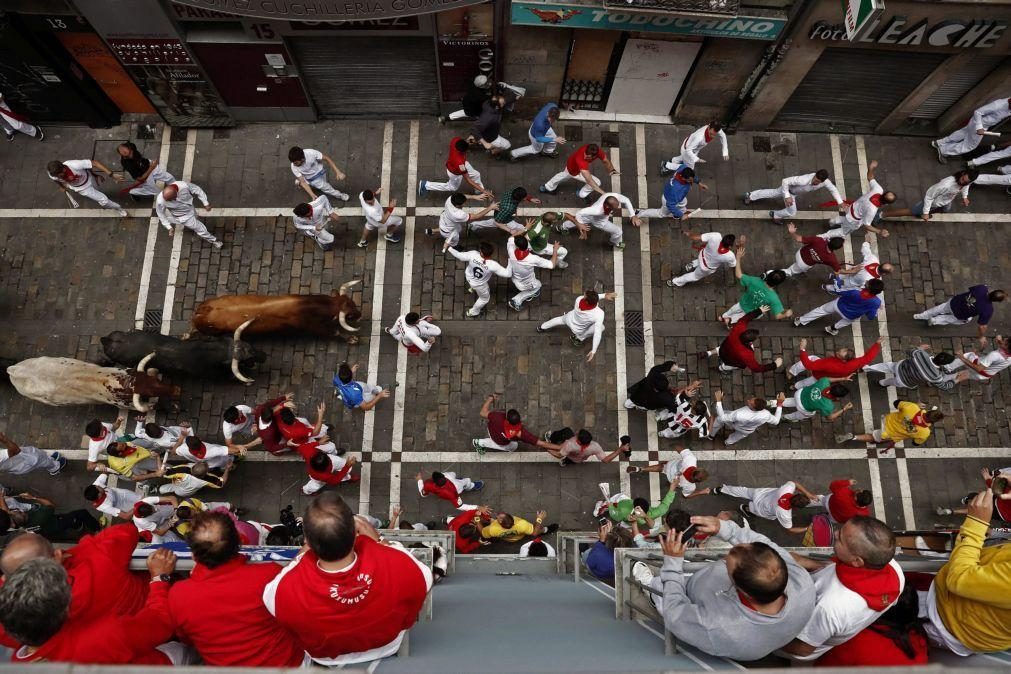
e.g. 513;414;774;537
131;394;152;412
337;310;359;333
231;359;255;385
137;352;156;373
338;279;362;296
232;318;255;342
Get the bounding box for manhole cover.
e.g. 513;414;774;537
143;309;162;332
625;310;644;346
752;136;771;153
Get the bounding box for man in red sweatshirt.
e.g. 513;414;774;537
255;393;293;454
168;511;305;666
787;336;882;389
699;306;782;373
0;524;149;647
295;438;358;495
824;478;872;524
448;505;491;553
0;548;191;665
417;470;484;508
263;493;433;666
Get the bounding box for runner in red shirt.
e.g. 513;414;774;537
168;511;305;667
255;394;292;455
700;306;782;373
540;143;617;199
775;223;844;279
263;494;433;666
788;336;883;389
417;470;483;508
825;479;872;524
472;394;561;454
0;525;150;647
418;137;488;196
295;439;358;495
1;549;183;665
448;506;490;553
276;403;328;446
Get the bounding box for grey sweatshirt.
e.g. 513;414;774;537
657;520;816;660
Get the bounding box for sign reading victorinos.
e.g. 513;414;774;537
171;0;487;20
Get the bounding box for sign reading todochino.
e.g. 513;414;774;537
170;0;489;20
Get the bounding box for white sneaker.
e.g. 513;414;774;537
632;561;654;586
913;313;926;320
212;241;223;249
339;192;350;201
116;209;128;217
935;506;953;516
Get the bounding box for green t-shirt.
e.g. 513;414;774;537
528;213;562;251
800;377;835;416
24;505;60;538
738;274;784;314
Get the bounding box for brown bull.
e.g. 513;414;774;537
191;280;363;343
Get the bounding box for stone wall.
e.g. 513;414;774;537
674;37;767;125
501;23;572;115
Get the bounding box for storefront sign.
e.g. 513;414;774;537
810;16;1007;49
288;16;420;28
510;2;785;40
842;0;884;41
170;0;489;20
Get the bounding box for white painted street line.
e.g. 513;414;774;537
609;134;631;497
134;125;173;329
634;124;660;504
856;135;915;529
830;134;887;522
160;129;197;334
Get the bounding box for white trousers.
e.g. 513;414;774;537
302;467;353;495
173;213;219;244
935;125;983;157
672;257;717;287
864;361;910;388
567;215;623;246
511;275;542;305
917;300;969;326
427;164;484;192
304;226;335;247
468;282;492;315
784;249;813;277
477;436;518;451
364;214;403;232
539;311;595;341
825;213;860;238
532;243;567;262
70;177;122;210
749;187;798;219
389;319;441;348
719;485;774;518
721;303;746;324
780;392;815;422
708;417;752;445
968;145;1011;168
973;168;1011;186
486;136;511;150
0;110;38;138
306;173;347;200
943;354;989;382
129;166;176;197
511;127;557;159
448;109;472;121
0;446;59;475
788;358;818;390
544;170;600;198
470;218;523;234
796;299;854;330
638;198;685;220
442;471;475;493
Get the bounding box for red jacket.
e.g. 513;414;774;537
719;310;776;372
296;441;353;485
448;509;487;553
168;556;304;667
801;342;881;378
815;624;928;667
263;537;431;663
255;396;288;454
827;479;870;523
421;478;462;507
12;581;173;665
276;413;314;444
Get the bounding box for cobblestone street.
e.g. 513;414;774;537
2;115;1010;548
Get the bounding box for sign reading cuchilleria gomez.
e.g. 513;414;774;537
170;0;488;20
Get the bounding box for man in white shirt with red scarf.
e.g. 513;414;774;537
537;290;614;362
661;121;729;174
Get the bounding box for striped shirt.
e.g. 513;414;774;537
896;348;954;391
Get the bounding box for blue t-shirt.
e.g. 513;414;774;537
949;285;994;324
530;103;558;143
661;166;697;217
585;541;615;580
836;289;881;320
333;378;364;409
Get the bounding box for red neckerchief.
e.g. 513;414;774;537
869;194;883;207
823;387;837;400
502;421;523;439
704;127;715;143
737;590;758;610
717;245;731;254
833;557;901;611
90;428;107;442
911;412;929;428
62;167;76;182
603;201;615;216
190;443;207;459
674;172;690;185
682;466;697;481
859;289;875;300
514;248;531;261
777;492;795;509
92;491;107;507
865;262;880;278
306;205;313;219
232;413;246;425
118;444;138;457
578;298;595;311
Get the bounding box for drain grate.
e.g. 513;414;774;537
600;131;619;148
625;311;644;346
752;136;771;153
143;309;162;332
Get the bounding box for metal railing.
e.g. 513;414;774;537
381;529;456;575
555;531;599;581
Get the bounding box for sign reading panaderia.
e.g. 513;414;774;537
170;0;488;20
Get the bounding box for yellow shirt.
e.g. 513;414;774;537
934;516;1011;652
107;445;152;476
481;516;536;543
174;498;205;537
881;401;932;444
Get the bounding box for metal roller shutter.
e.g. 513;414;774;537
773;47;947;132
289;37;438;118
909;55;1004;119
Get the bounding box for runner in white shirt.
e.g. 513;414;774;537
563;192;640;249
85;473;140;521
716;479;823;531
933;97;1011;160
506;235;558;311
173;436;239;470
131;417;191;453
84;415;127;472
357;188;402;248
661;121;729;173
667;230;738;287
944;335;1011;383
387;312;441;353
427;193;497;249
657;391;712;440
708;390;784;445
909;170;976;220
626;446;710;498
156;181;221;248
158;462;227;498
222;404;261;452
823;160;893;239
824;239;894;294
288;146;350;201
447;242;511;317
292;194;338;250
132;495;182;543
46;158;127;214
0;91;43;141
537;290;612;362
745;169;844;222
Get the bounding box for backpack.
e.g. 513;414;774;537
333;376;364;409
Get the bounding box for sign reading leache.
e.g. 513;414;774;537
510;2;785;40
811;16;1007;49
170;0;488;20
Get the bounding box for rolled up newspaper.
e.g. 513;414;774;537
598;482;611;500
64;191;79;208
982;131;1001;137
681;207;702;220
